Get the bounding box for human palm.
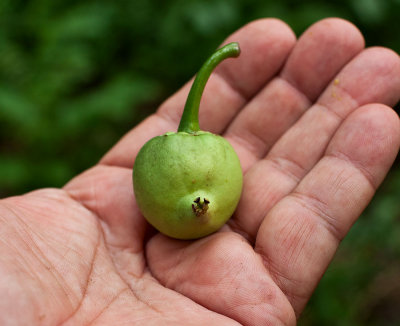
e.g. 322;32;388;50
1;18;399;326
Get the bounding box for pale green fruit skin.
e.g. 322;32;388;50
133;131;243;240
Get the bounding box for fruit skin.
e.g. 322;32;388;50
133;131;243;239
133;42;242;240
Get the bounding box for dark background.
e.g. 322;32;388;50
1;1;399;325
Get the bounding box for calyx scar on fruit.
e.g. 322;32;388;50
133;42;243;239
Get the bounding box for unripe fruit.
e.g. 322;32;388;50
133;43;243;239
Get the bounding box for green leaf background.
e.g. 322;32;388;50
1;1;399;325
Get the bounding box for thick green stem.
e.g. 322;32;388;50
177;42;240;133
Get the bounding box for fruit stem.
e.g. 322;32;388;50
178;42;241;133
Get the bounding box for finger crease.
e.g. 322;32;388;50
280;76;312;106
281;75;313;104
317;80;360;121
227;132;260;161
289;191;344;242
266;154;305;184
326;151;377;190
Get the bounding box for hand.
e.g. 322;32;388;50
1;18;399;325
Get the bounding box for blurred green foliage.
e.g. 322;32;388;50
0;0;399;325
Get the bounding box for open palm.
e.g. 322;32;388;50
1;18;399;325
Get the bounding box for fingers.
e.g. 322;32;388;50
158;19;296;132
147;232;296;326
267;48;400;177
225;18;365;170
100;18;296;168
232;45;400;240
215;19;296;99
318;46;400;115
225;78;311;171
281;18;365;101
255;104;400;315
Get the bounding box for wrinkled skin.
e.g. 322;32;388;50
1;18;400;325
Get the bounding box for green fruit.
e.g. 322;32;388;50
133;43;243;239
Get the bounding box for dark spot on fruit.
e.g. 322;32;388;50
191;197;210;217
